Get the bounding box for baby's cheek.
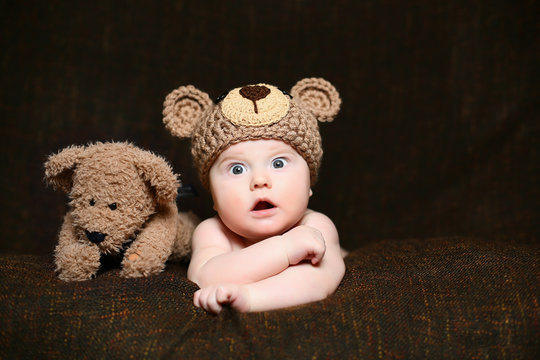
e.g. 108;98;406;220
216;203;243;227
214;188;245;211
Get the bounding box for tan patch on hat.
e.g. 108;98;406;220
220;84;290;126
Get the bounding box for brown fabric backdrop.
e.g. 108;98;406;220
1;0;538;254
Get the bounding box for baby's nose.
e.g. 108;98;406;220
250;171;272;190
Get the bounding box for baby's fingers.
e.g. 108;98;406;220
216;286;232;303
193;289;201;307
206;290;223;314
193;288;223;314
310;247;326;265
310;237;326;265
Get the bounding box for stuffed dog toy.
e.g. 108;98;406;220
44;142;198;281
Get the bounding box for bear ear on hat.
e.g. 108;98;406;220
290;78;341;122
44;145;86;193
163;85;213;138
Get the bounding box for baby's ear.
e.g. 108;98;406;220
133;148;180;204
290;78;341;122
163;85;213;138
44;145;86;193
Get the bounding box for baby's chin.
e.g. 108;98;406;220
235;225;294;245
235;229;274;243
221;214;304;244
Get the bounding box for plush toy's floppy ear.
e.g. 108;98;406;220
290;78;341;122
133;149;180;204
163;85;213;138
44;145;86;193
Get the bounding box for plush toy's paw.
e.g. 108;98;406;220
120;251;166;278
55;243;101;281
57;269;97;282
169;211;199;261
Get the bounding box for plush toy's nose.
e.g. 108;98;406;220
85;230;106;244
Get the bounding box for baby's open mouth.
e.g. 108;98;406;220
252;200;276;211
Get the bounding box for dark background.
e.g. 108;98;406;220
1;0;538;255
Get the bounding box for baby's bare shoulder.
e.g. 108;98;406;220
301;210;337;231
193;216;220;238
192;216;248;251
300;210;340;246
302;209;333;224
192;216;233;249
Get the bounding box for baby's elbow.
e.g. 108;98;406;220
186;267;198;285
321;258;346;297
304;273;344;304
188;265;221;288
309;280;338;304
312;286;332;303
187;264;206;287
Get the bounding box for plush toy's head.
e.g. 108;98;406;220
44;142;179;254
162;78;341;188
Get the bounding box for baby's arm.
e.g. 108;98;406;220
194;212;345;313
188;217;326;287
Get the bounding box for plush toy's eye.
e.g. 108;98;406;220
214;92;228;103
89;199;96;206
279;88;293;98
108;203;117;210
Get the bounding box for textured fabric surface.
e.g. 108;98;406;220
2;236;538;359
2;0;538;254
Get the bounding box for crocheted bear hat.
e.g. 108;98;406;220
163;78;341;188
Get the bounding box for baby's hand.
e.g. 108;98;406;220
194;284;250;314
283;225;326;265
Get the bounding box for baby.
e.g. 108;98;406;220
163;78;346;313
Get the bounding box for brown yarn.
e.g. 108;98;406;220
239;85;271;113
192;97;322;188
162;78;341;189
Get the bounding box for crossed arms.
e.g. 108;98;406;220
187;211;345;313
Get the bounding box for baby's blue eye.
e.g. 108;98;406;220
272;158;287;169
230;164;246;175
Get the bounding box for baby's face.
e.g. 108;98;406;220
209;139;312;242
